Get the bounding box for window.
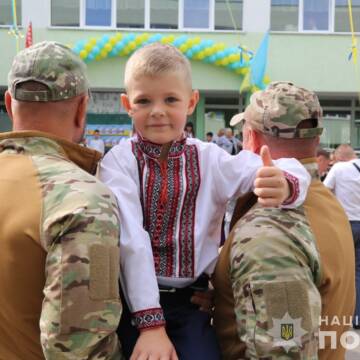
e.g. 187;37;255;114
271;0;299;31
117;0;144;28
183;0;210;29
0;0;21;26
51;0;80;27
335;0;360;32
50;0;243;31
86;0;111;26
150;0;178;29
303;0;330;31
215;0;242;30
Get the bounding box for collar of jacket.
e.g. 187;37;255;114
0;131;101;175
299;157;320;181
136;132;187;159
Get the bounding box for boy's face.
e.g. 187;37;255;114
122;72;199;144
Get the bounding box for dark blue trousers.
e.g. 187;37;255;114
351;221;360;328
117;291;221;360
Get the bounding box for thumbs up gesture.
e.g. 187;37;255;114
254;145;291;207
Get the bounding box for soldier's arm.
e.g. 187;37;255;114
39;199;122;359
230;210;321;359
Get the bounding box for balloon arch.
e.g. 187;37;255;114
71;32;269;92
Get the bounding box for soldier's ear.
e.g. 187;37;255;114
74;94;88;129
4;91;14;123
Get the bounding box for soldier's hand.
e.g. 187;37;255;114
130;326;178;360
254;145;290;207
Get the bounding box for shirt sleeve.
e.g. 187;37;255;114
323;165;336;191
210;146;310;208
40;195;122;359
229;208;321;359
99;145;165;330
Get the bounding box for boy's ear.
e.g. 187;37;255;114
187;90;199;115
121;93;132;115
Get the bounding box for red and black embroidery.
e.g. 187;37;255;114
132;136;200;278
132;308;166;330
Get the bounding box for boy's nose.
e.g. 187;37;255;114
150;106;165;117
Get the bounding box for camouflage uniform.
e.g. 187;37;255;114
0;42;122;359
214;82;325;359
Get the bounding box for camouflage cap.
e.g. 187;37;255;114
230;81;323;139
8;41;89;102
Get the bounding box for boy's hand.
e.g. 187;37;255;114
254;145;290;207
130;326;178;360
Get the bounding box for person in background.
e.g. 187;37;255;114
1;41;122;360
88;129;105;155
214;82;355;360
316;147;331;181
184;121;195;138
206;131;213;142
324;144;360;329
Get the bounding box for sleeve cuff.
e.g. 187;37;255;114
282;171;300;206
132;308;166;330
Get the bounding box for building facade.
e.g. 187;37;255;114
1;0;360;148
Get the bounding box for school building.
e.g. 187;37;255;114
1;0;360;149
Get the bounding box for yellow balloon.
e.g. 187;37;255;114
135;37;143;45
100;49;108;57
84;43;93;52
79;50;88;59
110;37;117;45
105;43;112;52
228;54;237;63
194;37;201;44
115;33;122;40
168;34;175;42
95;55;102;61
142;33;150;41
204;48;212;57
221;58;229;66
198;52;205;60
243;53;250;62
161;37;169;44
129;41;136;50
90;37;97;45
215;60;222;66
180;44;188;52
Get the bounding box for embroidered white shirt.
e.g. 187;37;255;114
99;136;310;327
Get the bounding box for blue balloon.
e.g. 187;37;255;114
186;50;194;58
73;46;82;54
193;45;200;53
115;42;124;51
92;46;100;55
109;49;118;57
128;33;136;41
205;39;214;47
102;34;110;42
208;55;216;63
87;53;95;61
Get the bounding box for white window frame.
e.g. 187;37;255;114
49;0;243;32
299;0;333;33
270;0;360;34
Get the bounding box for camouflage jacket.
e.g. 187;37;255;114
0;131;122;360
214;202;322;360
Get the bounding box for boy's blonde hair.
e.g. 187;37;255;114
124;43;192;90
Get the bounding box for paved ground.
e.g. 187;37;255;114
345;329;360;360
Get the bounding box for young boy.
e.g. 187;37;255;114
100;43;310;360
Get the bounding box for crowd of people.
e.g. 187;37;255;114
0;40;358;360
